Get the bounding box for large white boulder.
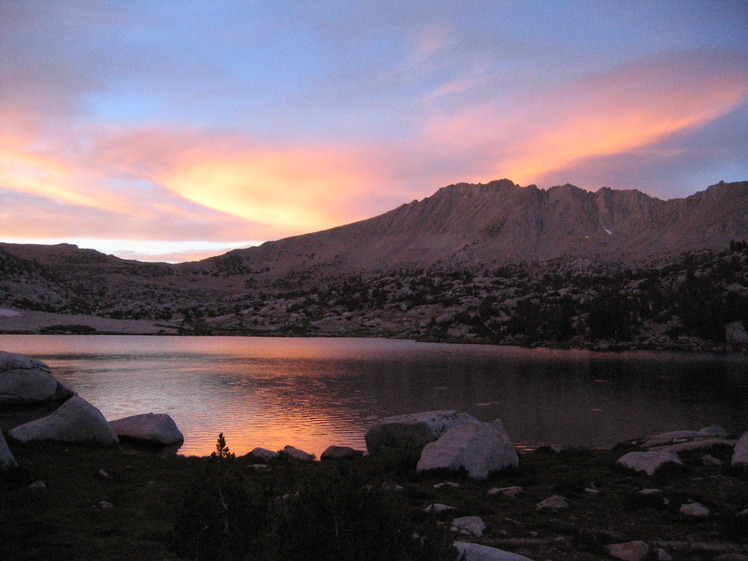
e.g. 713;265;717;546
617;450;682;476
365;410;477;455
8;395;118;446
109;413;183;445
417;419;518;479
0;431;17;471
454;541;535;561
732;431;748;468
0;351;72;405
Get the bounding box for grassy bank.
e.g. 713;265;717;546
1;439;747;561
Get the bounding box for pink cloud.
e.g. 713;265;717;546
414;49;748;188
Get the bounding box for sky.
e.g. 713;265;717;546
1;1;747;263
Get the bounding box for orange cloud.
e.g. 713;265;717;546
418;49;748;188
159;149;372;233
0;134;136;214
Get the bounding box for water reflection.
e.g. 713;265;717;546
0;335;746;456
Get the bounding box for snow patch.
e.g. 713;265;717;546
604;229;613;235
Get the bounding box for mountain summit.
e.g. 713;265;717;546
204;179;748;277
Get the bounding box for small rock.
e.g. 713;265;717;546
732;431;748;468
433;481;460;489
147;480;157;485
702;454;723;466
606;540;649;561
450;515;486;537
381;482;404;492
535;495;569;511
95;469;111;480
98;500;114;509
638;488;662;495
281;445;314;461
736;508;748;518
320;445;363;460
680;502;710;516
28;480;46;489
423;503;456;513
585;487;600;495
245;447;278;463
488;486;523;498
655;548;673;561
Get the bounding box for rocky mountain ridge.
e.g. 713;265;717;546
200;179;748;278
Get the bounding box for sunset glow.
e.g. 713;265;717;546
1;1;746;261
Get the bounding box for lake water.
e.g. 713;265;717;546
1;335;746;457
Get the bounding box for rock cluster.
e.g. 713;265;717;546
1;353;184;469
365;410;518;480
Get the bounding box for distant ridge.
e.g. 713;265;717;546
201;179;748;277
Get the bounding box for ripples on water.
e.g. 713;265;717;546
1;335;746;456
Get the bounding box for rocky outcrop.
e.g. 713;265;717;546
109;413;183;445
732;431;748;468
0;351;72;405
417;419;518;479
8;395;118;446
365;410;477;456
0;431;17;471
617;450;683;475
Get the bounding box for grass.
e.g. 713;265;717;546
1;439;747;561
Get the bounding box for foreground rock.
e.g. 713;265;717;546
606;540;649;561
617;450;682;476
320;445;363;460
0;431;17;471
109;413;183;445
454;541;534;561
0;351;73;405
8;395;118;446
732;431;748;468
365;410;477;456
245;447;278;462
417;419;518;479
281;445;314;461
450;515;486;537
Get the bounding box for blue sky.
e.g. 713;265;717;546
1;1;747;261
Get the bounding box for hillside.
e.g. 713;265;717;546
1;180;747;347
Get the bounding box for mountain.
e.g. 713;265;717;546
2;179;747;347
201;179;748;278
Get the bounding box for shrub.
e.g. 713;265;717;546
172;435;459;561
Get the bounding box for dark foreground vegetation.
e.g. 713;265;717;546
1;436;747;561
